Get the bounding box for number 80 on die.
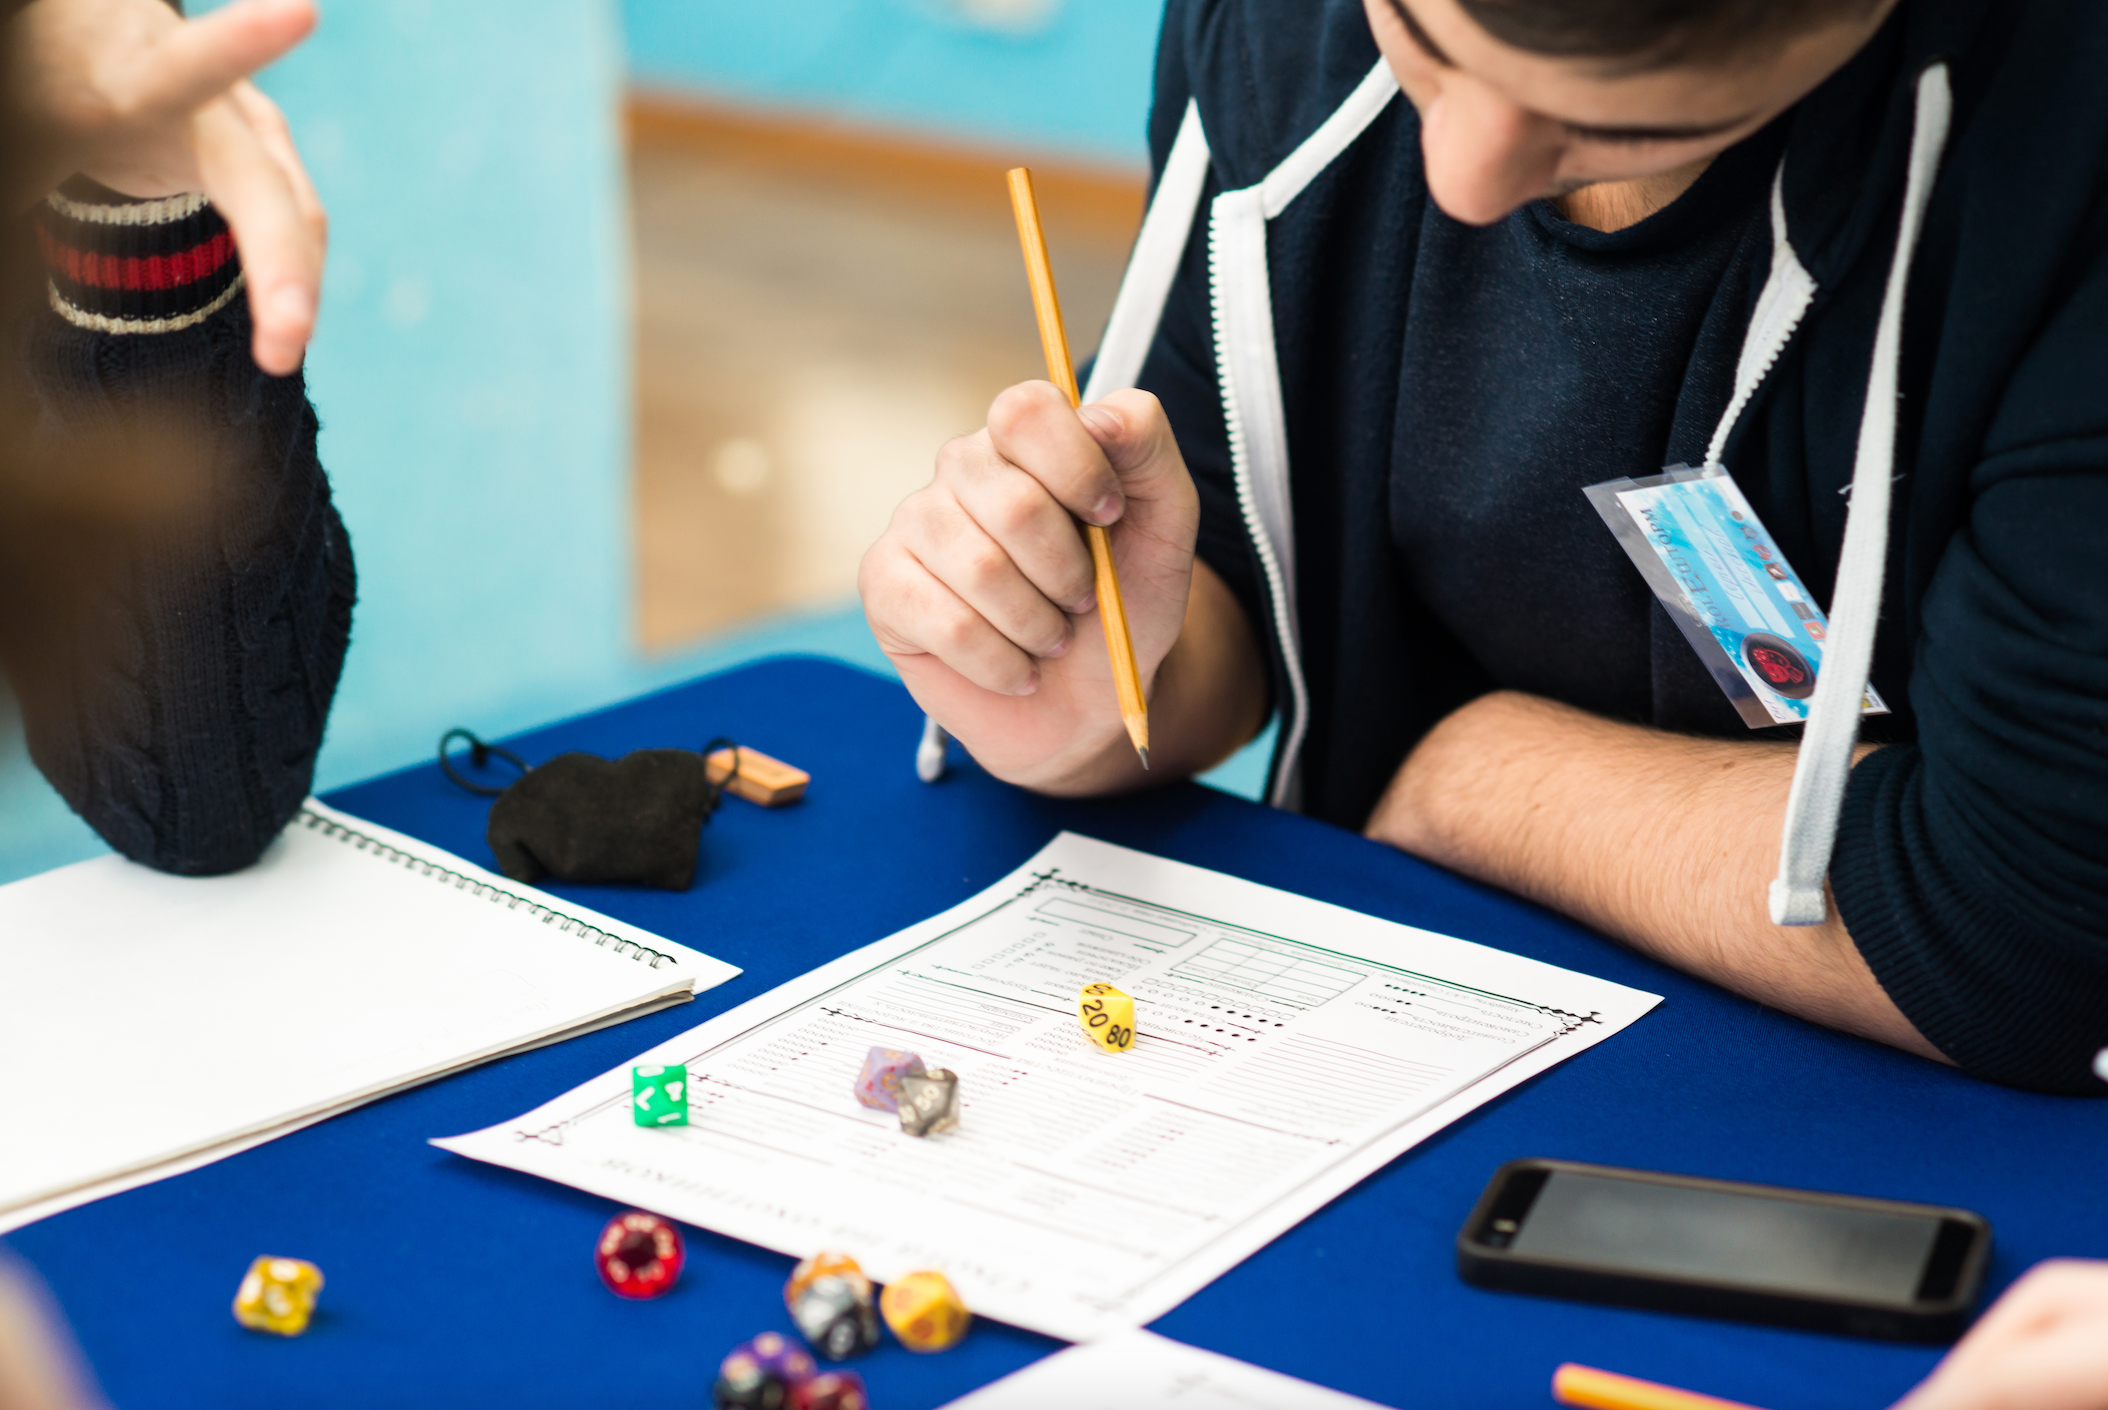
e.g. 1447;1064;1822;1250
1078;982;1136;1053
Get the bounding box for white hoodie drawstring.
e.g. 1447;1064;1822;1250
1770;63;1952;925
918;57;1956;931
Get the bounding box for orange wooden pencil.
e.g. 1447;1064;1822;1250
1005;166;1150;769
1552;1363;1773;1410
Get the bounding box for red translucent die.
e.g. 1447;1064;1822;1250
788;1371;869;1410
595;1210;685;1299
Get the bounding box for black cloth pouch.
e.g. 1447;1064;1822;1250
438;730;738;890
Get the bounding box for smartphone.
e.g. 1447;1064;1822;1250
1456;1158;1991;1341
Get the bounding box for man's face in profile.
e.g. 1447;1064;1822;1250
1361;0;1900;225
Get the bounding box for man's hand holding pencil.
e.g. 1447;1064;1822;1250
863;169;1270;798
858;378;1200;793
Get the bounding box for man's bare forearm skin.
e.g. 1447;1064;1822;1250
898;449;1942;1062
1363;690;1948;1061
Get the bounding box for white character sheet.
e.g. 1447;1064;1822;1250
435;834;1661;1341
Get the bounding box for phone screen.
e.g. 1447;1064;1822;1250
1505;1170;1949;1304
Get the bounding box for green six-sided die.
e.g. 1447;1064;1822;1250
631;1064;688;1126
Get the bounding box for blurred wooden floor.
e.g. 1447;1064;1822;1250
628;95;1146;652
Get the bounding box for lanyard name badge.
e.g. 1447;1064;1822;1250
1584;464;1885;728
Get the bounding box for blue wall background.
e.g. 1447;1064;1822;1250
624;0;1163;167
2;0;651;883
266;0;639;788
0;0;1225;886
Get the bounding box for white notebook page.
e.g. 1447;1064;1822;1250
436;833;1659;1341
0;800;737;1226
942;1331;1390;1409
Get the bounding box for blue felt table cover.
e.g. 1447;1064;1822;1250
7;659;2103;1410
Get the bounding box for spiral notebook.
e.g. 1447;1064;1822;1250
0;799;738;1233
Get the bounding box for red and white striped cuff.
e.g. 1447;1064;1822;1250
35;183;245;335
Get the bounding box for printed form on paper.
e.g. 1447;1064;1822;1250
435;833;1661;1341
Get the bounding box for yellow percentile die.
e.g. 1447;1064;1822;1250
880;1269;970;1352
1078;982;1135;1053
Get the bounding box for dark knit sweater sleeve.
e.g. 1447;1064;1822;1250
1830;207;2108;1096
2;184;355;875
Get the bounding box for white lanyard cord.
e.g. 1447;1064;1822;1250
1769;63;1953;925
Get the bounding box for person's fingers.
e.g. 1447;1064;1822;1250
940;430;1099;618
860;532;1042;697
0;1261;102;1410
1891;1261;2108;1410
113;0;317;124
193;94;317;374
900;496;1073;664
226;81;326;254
1957;1261;2108;1353
1076;389;1189;510
984;381;1126;526
1073;390;1203;627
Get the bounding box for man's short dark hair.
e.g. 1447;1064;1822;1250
1457;0;1886;67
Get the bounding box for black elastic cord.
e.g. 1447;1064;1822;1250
701;735;740;815
438;728;530;797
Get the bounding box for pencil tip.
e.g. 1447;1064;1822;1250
1137;747;1150;771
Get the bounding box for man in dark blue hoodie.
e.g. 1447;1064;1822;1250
860;0;2108;1095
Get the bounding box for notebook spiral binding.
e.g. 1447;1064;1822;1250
297;808;681;970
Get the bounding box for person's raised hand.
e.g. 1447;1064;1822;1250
859;382;1199;792
0;1257;104;1410
1892;1260;2108;1410
12;0;326;374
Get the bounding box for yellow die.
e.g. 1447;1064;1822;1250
232;1255;324;1336
1077;982;1135;1053
879;1269;970;1352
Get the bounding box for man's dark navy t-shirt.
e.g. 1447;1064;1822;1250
1144;0;2108;1093
1391;125;1787;728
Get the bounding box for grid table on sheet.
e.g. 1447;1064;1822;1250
1168;939;1366;1009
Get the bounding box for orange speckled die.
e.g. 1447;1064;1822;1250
786;1251;879;1360
785;1250;868;1307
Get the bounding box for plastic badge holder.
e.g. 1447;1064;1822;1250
1585;464;1886;729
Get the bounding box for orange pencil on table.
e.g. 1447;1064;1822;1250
1553;1363;1772;1410
1005;166;1150;770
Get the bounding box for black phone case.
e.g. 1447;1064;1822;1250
1455;1158;1991;1343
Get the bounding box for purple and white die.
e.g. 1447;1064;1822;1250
852;1047;926;1113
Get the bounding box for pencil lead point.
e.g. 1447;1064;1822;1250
1137;747;1150;771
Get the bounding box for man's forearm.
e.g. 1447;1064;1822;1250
1364;691;1947;1062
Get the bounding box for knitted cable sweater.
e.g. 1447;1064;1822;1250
1;180;355;874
